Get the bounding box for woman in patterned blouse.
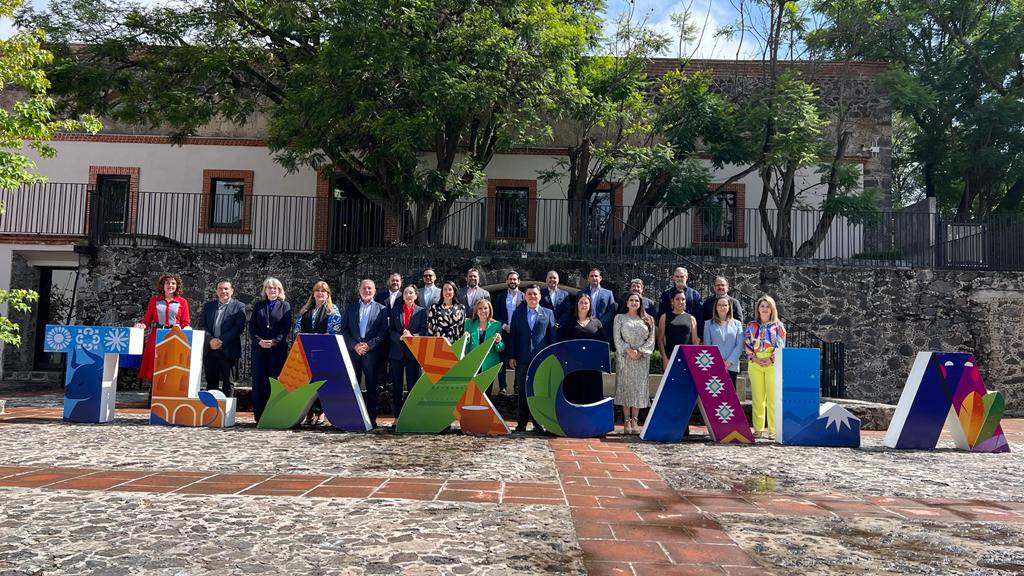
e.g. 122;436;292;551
744;295;786;440
427;280;467;344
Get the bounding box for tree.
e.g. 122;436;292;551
1;0;99;345
23;0;600;242
809;0;1024;219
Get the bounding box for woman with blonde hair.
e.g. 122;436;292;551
293;280;342;425
744;295;786;440
462;298;504;396
249;277;292;421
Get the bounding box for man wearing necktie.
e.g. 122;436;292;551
342;279;388;427
539;270;571;332
508;284;557;433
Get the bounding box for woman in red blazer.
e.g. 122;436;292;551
134;273;191;382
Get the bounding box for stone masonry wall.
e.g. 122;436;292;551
52;247;1024;415
3;254;41;374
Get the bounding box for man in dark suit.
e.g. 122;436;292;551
620;278;657;318
700;276;744;331
492;270;524;395
457;267;491;309
199;278;246;397
508;284;557;433
342;279;389;427
580;268;616;339
375;272;403;314
658;266;703;327
540;270;571;331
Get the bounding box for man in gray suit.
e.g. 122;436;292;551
457;267;491;309
417;267;441;310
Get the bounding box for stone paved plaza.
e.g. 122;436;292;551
2;391;1024;575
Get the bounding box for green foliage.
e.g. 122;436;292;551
0;288;38;346
0;0;98;346
810;0;1024;217
25;0;599;228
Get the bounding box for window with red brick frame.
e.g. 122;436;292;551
486;179;537;242
199;170;253;234
692;183;746;247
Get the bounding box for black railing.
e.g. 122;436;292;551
1;183;1020;273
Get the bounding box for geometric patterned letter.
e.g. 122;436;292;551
43;324;144;423
642;345;753;444
884;352;1009;452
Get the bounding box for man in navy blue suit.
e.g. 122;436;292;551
199;278;246;397
492;270;523;395
508;284;557;433
540;270;571;332
657;266;703;326
342;279;388;428
580;268;616;339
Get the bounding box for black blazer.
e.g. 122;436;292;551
540;287;571;326
200;298;246;359
248;299;292;349
492;289;525;327
388;305;428;360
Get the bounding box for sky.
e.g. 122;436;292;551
1;0;768;58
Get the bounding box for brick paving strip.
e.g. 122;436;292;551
4;406;1024;575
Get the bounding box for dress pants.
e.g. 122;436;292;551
747;351;776;432
203;348;237;397
352;351;382;426
514;359;540;430
251;345;287;422
389;356;422;417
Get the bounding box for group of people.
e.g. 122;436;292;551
133;266;786;437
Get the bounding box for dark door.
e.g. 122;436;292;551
96;175;131;236
584;189;613;247
33;268;79;370
330;175;384;253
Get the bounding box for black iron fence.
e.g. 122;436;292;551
2;183;1021;272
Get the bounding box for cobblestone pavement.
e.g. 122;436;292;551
0;489;582;576
2;398;1023;575
631;426;1024;501
0;413;556;481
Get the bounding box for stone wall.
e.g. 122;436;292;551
48;246;1024;414
3;254;40;374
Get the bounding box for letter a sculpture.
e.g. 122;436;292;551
642;345;754;443
884;352;1009;452
43;324;144;423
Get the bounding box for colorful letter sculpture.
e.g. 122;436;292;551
150;326;236;428
43;324;144;423
641;345;753;443
884;352;1009;452
395;335;505;434
774;348;860;447
259;333;371;431
526;340;614;438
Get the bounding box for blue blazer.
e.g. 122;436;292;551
580;286;616;338
374;290;403;317
492;289;525;327
341;299;388;355
200;298;246;359
540;286;571;327
388;305;428;360
507;305;557;365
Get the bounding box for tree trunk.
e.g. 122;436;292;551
994;177;1024;214
795;131;852;258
